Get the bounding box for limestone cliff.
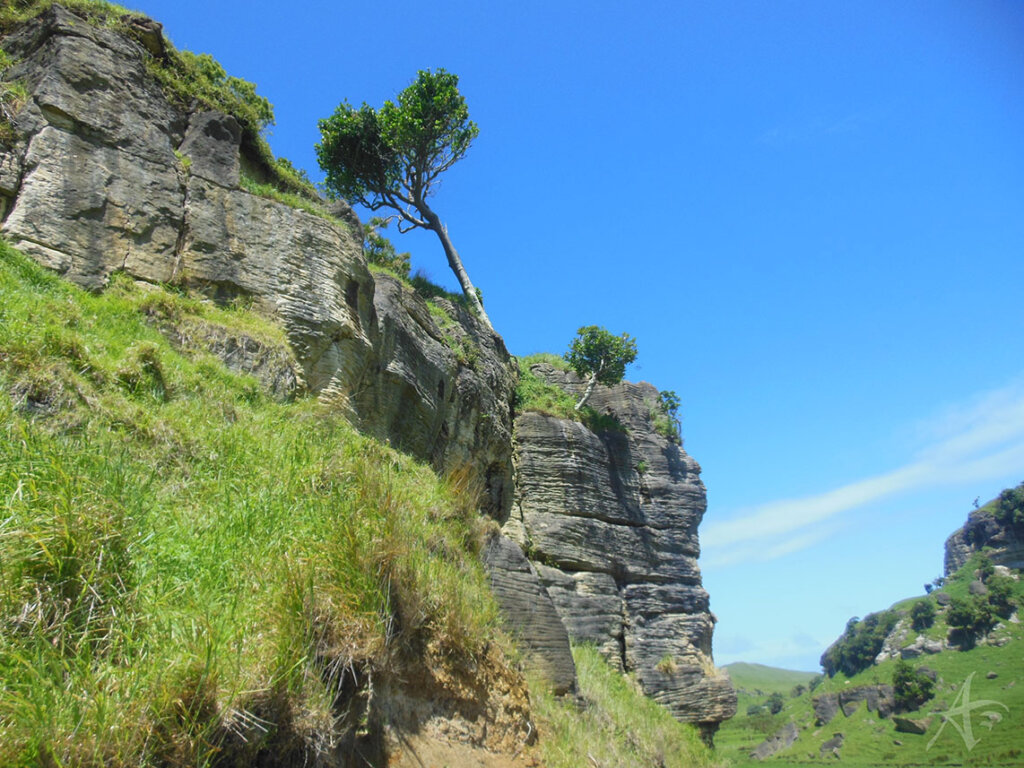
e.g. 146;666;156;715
944;496;1024;576
0;1;732;747
508;363;737;737
0;3;514;517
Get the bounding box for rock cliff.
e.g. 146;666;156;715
944;504;1024;576
508;363;737;737
0;1;733;746
0;4;515;517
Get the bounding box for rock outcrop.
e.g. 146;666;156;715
508;363;736;735
945;506;1024;576
482;532;577;695
750;722;799;760
812;685;894;725
0;4;516;515
0;3;734;746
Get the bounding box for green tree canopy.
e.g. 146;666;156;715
565;326;638;411
316;69;491;328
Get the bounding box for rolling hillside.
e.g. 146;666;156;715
718;550;1023;767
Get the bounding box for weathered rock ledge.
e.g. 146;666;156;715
945;505;1024;576
508;363;736;734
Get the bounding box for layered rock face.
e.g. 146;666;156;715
0;5;515;515
508;363;736;733
1;5;733;737
944;506;1024;576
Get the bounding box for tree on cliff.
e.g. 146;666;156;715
565;326;638;411
316;69;492;329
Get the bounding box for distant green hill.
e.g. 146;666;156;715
717;549;1024;767
724;662;818;696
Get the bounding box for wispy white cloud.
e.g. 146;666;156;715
702;378;1024;563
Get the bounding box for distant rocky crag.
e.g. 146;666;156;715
944;486;1024;575
0;1;735;742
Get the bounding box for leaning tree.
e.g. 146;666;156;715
316;69;492;330
565;326;638;411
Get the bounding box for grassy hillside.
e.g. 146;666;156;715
0;240;726;767
0;241;504;765
717;554;1024;767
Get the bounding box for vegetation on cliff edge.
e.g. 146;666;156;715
0;0;315;198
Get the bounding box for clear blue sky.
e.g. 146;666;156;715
131;0;1024;672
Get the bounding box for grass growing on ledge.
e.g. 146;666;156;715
514;353;628;433
1;0;319;199
0;241;500;766
239;172;347;228
530;644;724;768
514;355;576;420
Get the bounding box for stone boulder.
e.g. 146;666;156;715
813;693;840;726
819;732;844;758
838;685;894;718
751;722;799;760
899;636;944;659
893;716;931;735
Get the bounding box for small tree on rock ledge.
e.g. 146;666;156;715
565;326;638;411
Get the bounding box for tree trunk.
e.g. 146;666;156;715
420;206;494;332
574;372;599;411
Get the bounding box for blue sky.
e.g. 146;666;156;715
130;0;1024;672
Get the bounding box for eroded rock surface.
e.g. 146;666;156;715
751;722;799;760
945;506;1024;575
482;533;576;695
510;363;736;730
0;5;515;513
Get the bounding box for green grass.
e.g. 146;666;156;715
530;644;724;768
514;353;628;434
716;556;1024;768
0;240;502;766
0;44;30;146
514;354;577;420
239;172;348;229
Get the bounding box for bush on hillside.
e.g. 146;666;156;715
986;574;1017;619
993;482;1024;528
892;659;935;713
820;610;900;677
947;595;996;649
976;554;995;583
910;599;936;631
